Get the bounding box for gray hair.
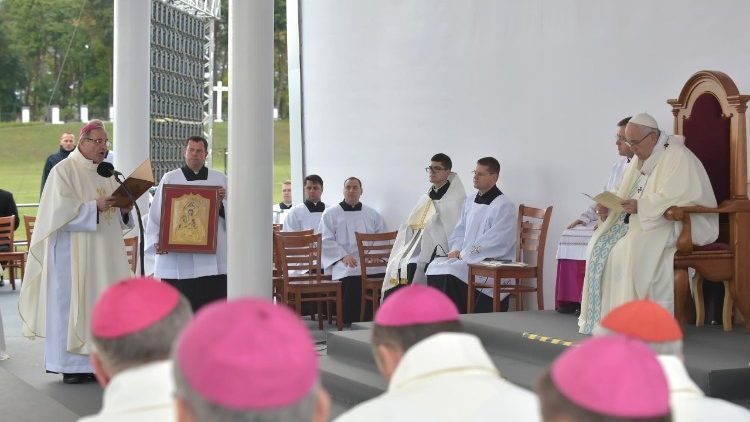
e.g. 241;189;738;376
593;325;683;357
629;122;660;138
172;361;318;422
92;295;192;375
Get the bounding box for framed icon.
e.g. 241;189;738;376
159;184;221;253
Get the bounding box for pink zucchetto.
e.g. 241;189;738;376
91;277;180;339
551;335;670;418
600;300;683;342
79;119;104;137
375;284;459;327
175;298;318;410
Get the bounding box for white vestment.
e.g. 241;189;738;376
425;189;516;298
579;134;718;334
333;332;540;422
383;173;466;294
578;156;631;226
283;201;326;233
20;147;133;372
77;360;175;422
658;355;750;422
272;203;292;225
145;167;227;279
320;203;386;280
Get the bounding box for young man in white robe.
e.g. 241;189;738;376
594;300;750;422
556;116;633;314
19;120;134;384
426;157;516;313
273;179;293;225
81;277;193;422
320;177;386;323
145;136;227;312
334;285;540;422
579;113;718;334
382;153;466;301
284;174;326;233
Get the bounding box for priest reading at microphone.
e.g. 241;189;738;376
19;119;134;385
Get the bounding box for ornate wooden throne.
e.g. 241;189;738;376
666;70;750;331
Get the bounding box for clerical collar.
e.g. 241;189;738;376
304;200;325;213
474;185;502;205
278;202;292;210
181;165;208;181
429;180;451;200
339;201;362;211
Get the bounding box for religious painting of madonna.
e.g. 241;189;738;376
158;184;221;253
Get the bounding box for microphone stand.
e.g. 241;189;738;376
113;174;146;276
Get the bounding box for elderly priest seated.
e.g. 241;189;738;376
578;113;718;334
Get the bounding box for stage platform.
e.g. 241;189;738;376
320;310;750;411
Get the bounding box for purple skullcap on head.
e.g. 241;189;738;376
80;120;104;137
176;298;318;410
375;284;459;327
551;335;670;418
91;277;180;338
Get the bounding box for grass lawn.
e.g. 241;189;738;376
0;120;290;242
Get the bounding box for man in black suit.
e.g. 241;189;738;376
0;188;19;253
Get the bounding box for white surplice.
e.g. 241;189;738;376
658;355;750;422
272;203;292;225
145;168;227;279
383;173;466;294
425;189;516;298
579;134;718;333
333;333;540;422
320;203;386;280
283;201;326;233
578;156;631;225
20;147;133;372
77;360;175;422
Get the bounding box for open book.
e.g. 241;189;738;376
582;191;624;212
111;159;155;208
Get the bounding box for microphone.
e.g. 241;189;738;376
96;162;123;178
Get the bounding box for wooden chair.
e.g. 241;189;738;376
665;70;750;331
467;204;552;312
273;223;283;232
355;230;398;321
275;232;343;330
23;215;36;250
123;237;138;274
0;216;25;290
272;229;314;301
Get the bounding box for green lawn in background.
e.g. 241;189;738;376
0;120;290;243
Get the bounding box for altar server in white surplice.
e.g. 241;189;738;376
19;120;133;384
426;157;516;314
320;177;386;323
382;153;466;301
145;136;227;312
272;180;293;225
284;174;327;233
579;113;718;335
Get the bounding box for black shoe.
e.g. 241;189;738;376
62;373;95;384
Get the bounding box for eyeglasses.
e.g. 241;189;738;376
425;166;447;173
625;132;653;148
472;170;496;177
83;137;110;147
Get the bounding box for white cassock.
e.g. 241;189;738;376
77;360;175;422
383;173;466;295
272;202;292;225
333;333;540;422
426;187;517;299
145;167;227;279
576;156;631;229
320;203;386;280
283;201;326;233
658;355;750;422
19;147;133;373
579;134;718;334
